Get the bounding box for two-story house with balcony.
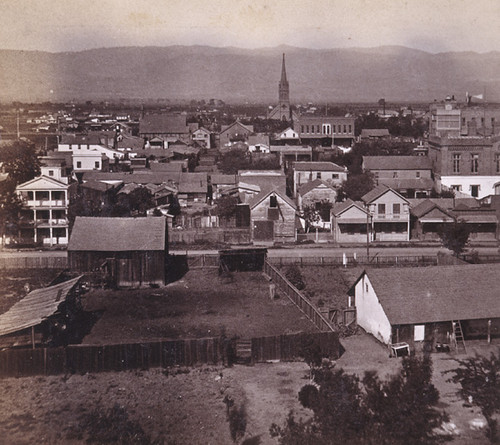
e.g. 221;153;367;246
361;185;410;242
16;157;73;247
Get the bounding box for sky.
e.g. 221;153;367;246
1;0;500;54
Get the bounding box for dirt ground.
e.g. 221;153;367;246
81;269;318;344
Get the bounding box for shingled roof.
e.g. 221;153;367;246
68;217;167;251
139;114;188;135
357;265;500;325
363;156;432;170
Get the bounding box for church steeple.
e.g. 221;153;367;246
279;53;290;107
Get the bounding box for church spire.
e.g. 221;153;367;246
281;53;287;83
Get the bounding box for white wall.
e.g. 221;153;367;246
441;175;498;199
355;274;392;344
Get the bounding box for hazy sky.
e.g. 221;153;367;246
1;0;499;53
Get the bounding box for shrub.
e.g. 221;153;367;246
298;384;319;409
285;264;305;290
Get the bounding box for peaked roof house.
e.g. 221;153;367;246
361;185;411;242
248;188;296;243
219;121;254;147
68;216;169;288
293;161;347;198
297;179;338;211
410;199;455;241
331;199;371;244
139;114;193;144
350;265;500;352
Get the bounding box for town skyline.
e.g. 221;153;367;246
1;0;500;54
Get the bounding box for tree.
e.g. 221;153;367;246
214;195;238;221
438;220;470;257
446;351;500;443
271;356;447;445
337;172;375;202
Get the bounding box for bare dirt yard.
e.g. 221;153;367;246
0;266;496;444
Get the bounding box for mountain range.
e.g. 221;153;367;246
0;45;499;103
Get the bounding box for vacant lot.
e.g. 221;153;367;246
82;269;318;344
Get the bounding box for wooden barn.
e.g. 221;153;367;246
350;265;500;354
68;217;168;288
0;276;84;348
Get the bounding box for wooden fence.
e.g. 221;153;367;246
0;331;340;378
0;255;68;269
264;260;336;333
268;254;439;268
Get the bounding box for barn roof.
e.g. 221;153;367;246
0;276;83;337
356;265;500;325
68;217;167;251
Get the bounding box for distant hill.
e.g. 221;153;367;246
1;45;499;103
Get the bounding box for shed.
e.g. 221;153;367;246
0;276;84;348
350;265;500;352
68;217;168;288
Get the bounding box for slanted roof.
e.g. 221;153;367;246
211;174;237;185
332;199;369;217
410;199;455;222
80;180;116;193
248;188;296;210
149;162;184;173
294;161;345;172
357;265;500;325
139;114;188;135
178;172;208;194
0;276;83;336
361;184;409;204
299;179;336;196
220;121;254;135
59;133;101;145
248;133;270;146
16;175;69;191
376;178;435;191
363;156;432;170
68;217;167;252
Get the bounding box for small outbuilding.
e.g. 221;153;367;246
68;216;168;288
350;265;500;353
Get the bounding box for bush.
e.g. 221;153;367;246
298;384;319;409
285;264;305;290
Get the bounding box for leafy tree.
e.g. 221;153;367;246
446;351;500;443
219;148;250;174
285;264;305;290
337;172;375;202
438;219;470;257
215;195;238;221
271;356;447;445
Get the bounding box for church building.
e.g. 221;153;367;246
268;54;299;122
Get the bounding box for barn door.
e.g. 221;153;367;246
253;220;274;241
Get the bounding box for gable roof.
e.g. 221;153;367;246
68;217;167;252
248;133;270;146
360;129;390;138
376;178;435;191
220;121;254;135
332;199;369;216
16;175;69;191
294;161;345;172
357;265;500;325
248;188;296;210
361;184;409;204
299;179;336;196
410;199;453;219
363;156;432;171
0;276;83;337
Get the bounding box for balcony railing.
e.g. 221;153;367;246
26;199;67;207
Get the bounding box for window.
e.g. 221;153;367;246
414;325;425;342
365;283;369;292
317;172;321;179
317;125;320;133
78;144;81;150
27;191;34;200
453;154;461;173
451;185;462;192
378;204;386;215
48;170;54;176
76;161;82;168
94;161;100;169
393;203;400;215
301;125;304;133
496;154;500;173
309;172;313;180
393;172;398;178
471;184;480;198
343;125;347;133
306;125;309;133
471;154;479;173
269;195;277;208
416;171;420;178
348;125;352;133
322;124;331;135
332;173;339;179
332;125;336;133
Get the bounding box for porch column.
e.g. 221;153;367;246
488;319;491;344
33;209;38;243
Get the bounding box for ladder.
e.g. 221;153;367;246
451;320;467;354
235;340;253;365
